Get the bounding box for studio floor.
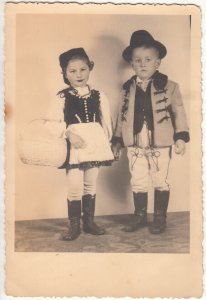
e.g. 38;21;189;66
15;212;189;253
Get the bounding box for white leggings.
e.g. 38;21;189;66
66;167;99;200
127;147;171;193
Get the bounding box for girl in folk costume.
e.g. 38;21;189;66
112;30;190;234
46;48;114;241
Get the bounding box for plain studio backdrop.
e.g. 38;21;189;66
15;14;190;221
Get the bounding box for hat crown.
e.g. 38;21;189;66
122;29;167;61
130;30;155;46
59;47;89;68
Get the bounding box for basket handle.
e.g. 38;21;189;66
19;118;65;139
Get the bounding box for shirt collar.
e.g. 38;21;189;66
136;77;152;92
136;76;151;84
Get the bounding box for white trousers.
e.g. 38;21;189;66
66;167;99;200
127;147;171;193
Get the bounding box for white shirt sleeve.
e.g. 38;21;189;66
99;91;113;141
44;95;66;137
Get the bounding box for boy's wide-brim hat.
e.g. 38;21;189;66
59;47;90;69
122;30;167;62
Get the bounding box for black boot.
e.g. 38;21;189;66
61;200;81;241
82;194;105;235
124;192;148;232
149;190;169;234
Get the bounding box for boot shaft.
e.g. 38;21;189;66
149;190;170;234
67;200;81;219
133;192;148;215
82;194;95;217
61;200;81;241
123;192;148;232
154;190;170;215
82;194;105;235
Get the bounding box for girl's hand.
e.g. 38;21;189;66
66;131;87;149
112;142;122;160
175;139;186;155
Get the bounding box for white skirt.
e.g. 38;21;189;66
67;122;114;166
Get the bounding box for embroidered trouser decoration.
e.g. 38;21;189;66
127;146;171;193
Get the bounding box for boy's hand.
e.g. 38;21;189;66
65;131;87;149
112;142;122;160
175;139;186;155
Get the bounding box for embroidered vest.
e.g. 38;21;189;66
58;88;101;126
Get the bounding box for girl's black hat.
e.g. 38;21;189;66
122;30;167;62
59;47;91;69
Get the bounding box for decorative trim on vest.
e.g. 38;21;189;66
121;71;168;122
156;96;168;104
156;104;172;124
122;75;137;92
121;76;136;122
122;71;168;93
152;71;168;91
67;160;113;170
174;131;190;143
57;86;74;98
58;87;101;126
152;73;171;125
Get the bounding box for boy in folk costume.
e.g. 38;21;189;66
112;30;190;234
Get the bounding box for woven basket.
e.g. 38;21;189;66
18;119;67;168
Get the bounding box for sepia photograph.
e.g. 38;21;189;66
5;2;202;297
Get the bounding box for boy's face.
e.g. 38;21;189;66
130;46;161;80
66;59;90;88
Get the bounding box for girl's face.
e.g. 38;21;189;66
130;46;161;80
65;58;90;88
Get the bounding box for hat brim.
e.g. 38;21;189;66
122;40;167;62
